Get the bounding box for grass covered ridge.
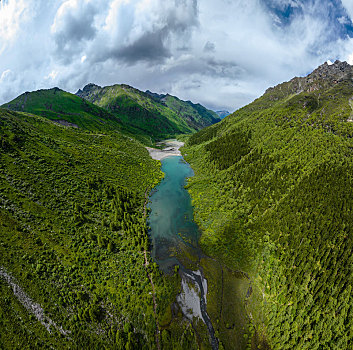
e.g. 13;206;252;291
77;83;220;141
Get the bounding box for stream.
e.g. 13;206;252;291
148;154;219;350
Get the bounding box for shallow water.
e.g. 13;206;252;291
148;155;219;350
148;156;200;273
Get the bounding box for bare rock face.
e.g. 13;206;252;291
76;83;102;101
303;60;352;89
265;60;353;99
0;266;69;336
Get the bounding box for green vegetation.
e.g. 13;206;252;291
183;63;353;349
2;87;124;132
3;85;220;147
0;107;197;349
77;83;220;141
147;92;220;130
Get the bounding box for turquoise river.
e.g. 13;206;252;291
148;155;218;350
148;156;200;272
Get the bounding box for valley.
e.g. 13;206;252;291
4;0;353;348
0;88;219;349
2;60;353;350
147;150;218;349
147;140;250;350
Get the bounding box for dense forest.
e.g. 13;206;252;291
0;107;199;349
183;61;353;349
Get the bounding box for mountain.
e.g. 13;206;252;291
183;60;353;349
0;106;199;348
2;87;124;132
144;89;220;128
2;84;220;144
215;110;230;119
0;82;221;348
76;83;220;140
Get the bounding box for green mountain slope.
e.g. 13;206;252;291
2;87;124;132
76;83;220;140
145;90;220;129
0;108;197;349
183;60;353;349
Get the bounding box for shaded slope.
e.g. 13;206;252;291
145;90;220;129
77;83;220;140
183;60;353;349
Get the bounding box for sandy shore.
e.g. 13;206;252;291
146;140;185;160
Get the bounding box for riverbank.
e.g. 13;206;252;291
146;140;184;160
147;153;219;349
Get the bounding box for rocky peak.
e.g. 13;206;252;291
76;83;102;98
82;83;101;92
265;60;353;98
307;60;352;83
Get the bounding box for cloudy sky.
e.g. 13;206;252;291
1;0;353;112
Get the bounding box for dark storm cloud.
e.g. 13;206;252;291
204;41;215;52
205;58;246;79
51;1;98;62
88;0;198;65
112;28;171;63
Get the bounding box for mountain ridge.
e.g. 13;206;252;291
2;87;124;132
2;84;220;144
265;60;353;100
76;83;220;135
183;60;353;349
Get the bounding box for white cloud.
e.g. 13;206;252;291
0;0;32;53
51;0;98;62
341;0;353;21
337;16;350;25
45;70;59;80
0;69;12;82
1;0;353;111
347;53;353;65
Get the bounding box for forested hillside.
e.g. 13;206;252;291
145;90;220;129
76;83;219;140
183;60;353;349
0;108;198;349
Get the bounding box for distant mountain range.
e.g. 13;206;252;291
3;83;220;144
215;110;230;119
76;83;220;140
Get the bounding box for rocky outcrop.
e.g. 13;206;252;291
265;60;353;99
0;266;69;336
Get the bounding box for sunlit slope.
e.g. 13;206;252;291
77;83;220;140
0;107;194;349
2;87;124;132
183;60;353;349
